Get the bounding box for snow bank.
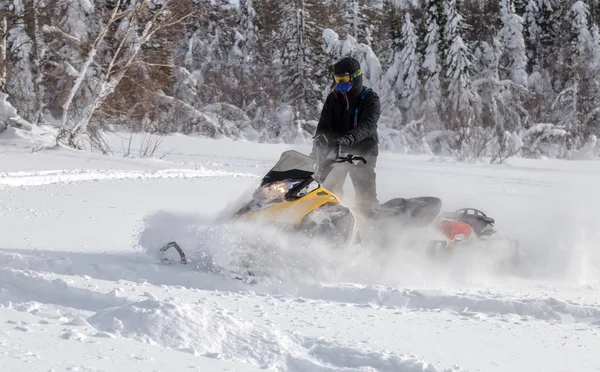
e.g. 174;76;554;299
0;268;130;311
87;297;445;371
295;283;600;324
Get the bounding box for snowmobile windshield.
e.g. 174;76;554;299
261;150;315;184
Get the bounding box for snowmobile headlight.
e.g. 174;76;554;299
298;180;319;197
255;180;303;202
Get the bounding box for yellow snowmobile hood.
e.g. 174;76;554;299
236;186;341;225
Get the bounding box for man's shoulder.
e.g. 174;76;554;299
360;87;379;98
359;87;380;104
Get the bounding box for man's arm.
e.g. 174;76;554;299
314;93;335;138
344;92;381;145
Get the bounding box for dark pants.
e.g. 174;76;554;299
323;154;379;217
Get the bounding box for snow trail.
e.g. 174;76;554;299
0;167;257;187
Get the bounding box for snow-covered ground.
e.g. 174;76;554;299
1;127;600;371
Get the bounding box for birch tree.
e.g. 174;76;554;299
55;0;194;152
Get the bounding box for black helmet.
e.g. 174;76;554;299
332;57;363;93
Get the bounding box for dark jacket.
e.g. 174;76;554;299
315;86;381;156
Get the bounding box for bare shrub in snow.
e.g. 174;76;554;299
450;126;523;164
521;123;571;159
124;131;166;158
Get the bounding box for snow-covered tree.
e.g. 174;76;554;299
235;0;260;69
498;0;528;87
560;1;600;138
339;0;370;44
52;0;195;152
386;12;421;122
175;2;236;105
272;0;329;140
231;0;261;109
523;0;541;73
514;0;528;15
4;0;600;159
370;0;401;67
421;0;444;130
444;4;478;130
442;0;459;65
4;1;35;123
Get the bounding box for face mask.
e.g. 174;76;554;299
334;83;352;92
332;69;361;93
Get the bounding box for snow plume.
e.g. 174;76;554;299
137;202;525;290
137;208;357;285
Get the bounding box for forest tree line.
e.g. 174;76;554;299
1;0;600;159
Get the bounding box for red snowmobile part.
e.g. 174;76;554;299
438;219;473;247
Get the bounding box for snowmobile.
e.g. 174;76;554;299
427;208;521;267
159;145;519;269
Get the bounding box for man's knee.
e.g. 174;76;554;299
351;164;377;196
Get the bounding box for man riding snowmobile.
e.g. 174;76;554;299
155;60;520;279
312;56;381;218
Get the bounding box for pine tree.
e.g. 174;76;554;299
395;13;421;121
460;0;499;44
252;0;285;106
233;0;261;107
421;0;444;129
536;0;560;65
277;0;328;125
434;0;448;65
4;1;35;122
236;0;260;68
590;0;600;28
443;0;461;77
340;0;370;43
567;1;600;138
523;0;541;73
370;0;400;67
514;0;527;15
498;0;528;86
444;0;477;130
176;3;236;106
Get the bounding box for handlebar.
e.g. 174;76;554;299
333;144;367;164
314;143;368;166
312;142;368;183
335;154;367;164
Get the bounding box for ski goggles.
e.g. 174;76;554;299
332;69;362;84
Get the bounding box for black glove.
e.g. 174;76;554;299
314;134;353;148
333;136;353;147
